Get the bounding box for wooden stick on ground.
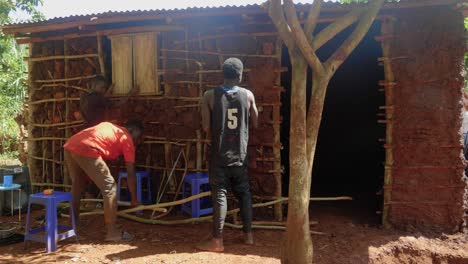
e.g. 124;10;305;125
224;223;326;235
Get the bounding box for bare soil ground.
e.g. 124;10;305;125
0;201;466;264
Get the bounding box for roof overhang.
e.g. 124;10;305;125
1;0;461;37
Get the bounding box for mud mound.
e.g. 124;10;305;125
369;235;468;264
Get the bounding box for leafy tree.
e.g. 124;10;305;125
0;0;43;156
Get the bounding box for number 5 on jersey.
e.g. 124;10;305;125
227;108;238;129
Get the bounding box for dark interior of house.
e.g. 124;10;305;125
280;21;385;222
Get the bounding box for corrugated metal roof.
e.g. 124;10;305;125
7;4;256;26
2;0;458;28
2;1;370;26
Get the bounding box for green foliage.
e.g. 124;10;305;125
0;0;43;158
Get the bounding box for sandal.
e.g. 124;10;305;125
105;231;134;242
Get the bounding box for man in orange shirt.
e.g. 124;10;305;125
64;120;143;241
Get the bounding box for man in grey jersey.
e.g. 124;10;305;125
197;58;258;252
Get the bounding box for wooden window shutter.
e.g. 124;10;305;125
133;33;159;95
111;35;133;95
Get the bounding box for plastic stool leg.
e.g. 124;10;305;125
46;199;58;252
192;179;200;218
146;176;152;204
69;199;78;242
24;199;32;247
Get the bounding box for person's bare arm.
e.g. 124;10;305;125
201;90;212;134
125;162;139;207
248;90;259;129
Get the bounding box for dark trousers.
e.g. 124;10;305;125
209;165;252;238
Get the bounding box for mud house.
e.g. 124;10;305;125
2;0;467;232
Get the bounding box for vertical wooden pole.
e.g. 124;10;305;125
26;43;37;186
273;37;283;221
378;17;396;228
161;33;170;95
63;39;71;185
42;143;46;183
196;130;202;171
185;143;192;169
52;139;56;184
97;33;106;78
214;31;224;67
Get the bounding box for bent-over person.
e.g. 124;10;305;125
197;58;259;252
63;120;143;241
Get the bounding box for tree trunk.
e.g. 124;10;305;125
306;75;330;175
282;53;312;264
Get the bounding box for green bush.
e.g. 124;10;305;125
0;0;43;161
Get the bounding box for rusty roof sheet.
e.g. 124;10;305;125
2;0;459;28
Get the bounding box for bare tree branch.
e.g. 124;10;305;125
311;7;365;50
264;0;295;50
304;0;323;43
325;0;385;75
283;0;325;76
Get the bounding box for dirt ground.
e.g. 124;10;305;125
0;201;467;264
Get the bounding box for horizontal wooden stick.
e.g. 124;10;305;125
161;49;278;58
16;25;184;44
249;220;318;226
148;122;184;126
58;123;85;130
173;104;201;109
224;223;326;235
377;56;409;62
25;53;98;62
104;25;184;36
31;120;83;128
35;83;88;92
30;97;80;105
108;96;201;101
253;195;353;201
143;141;186;146
26;137;67;141
79;198;168;210
34;75;97;83
120;191;212;214
175;32;278;44
30;155;64;164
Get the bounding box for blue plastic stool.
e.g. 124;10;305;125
24;191;77;253
181;173;213;217
117;171;152;205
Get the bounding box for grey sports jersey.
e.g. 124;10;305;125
211;86;249;167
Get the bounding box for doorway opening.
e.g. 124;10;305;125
280;21;385;224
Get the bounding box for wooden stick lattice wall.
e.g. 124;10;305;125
25;21;285;220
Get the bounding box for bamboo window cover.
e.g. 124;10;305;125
111;32;159;95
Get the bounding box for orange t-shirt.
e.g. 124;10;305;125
64;122;135;163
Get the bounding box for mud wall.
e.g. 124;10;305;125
388;7;467;231
26;15;283;210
